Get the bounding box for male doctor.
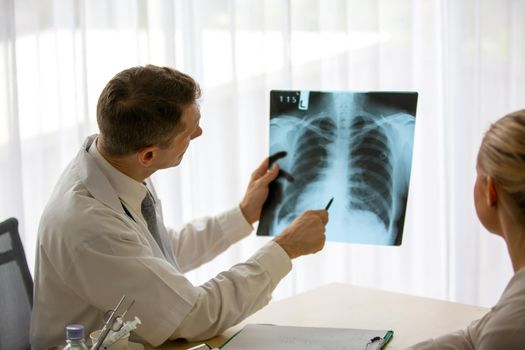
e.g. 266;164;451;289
30;65;328;349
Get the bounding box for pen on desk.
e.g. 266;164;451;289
325;197;334;210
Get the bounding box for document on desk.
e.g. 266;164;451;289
220;324;393;350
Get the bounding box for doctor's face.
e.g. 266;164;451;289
155;103;202;169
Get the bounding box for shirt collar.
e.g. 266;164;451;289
88;137;148;217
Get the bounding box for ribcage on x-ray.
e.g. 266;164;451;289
278;116;336;221
258;90;417;245
348;115;393;231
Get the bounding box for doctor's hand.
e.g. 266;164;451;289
273;210;328;259
239;156;280;225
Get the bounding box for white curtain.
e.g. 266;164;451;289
2;0;524;308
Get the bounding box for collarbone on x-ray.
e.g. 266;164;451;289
257;90;418;246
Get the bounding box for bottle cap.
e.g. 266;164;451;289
66;324;85;340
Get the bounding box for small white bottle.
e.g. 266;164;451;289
63;324;89;350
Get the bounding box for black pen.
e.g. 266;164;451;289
325;197;334;210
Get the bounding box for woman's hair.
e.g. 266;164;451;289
96;65;201;156
478;109;525;213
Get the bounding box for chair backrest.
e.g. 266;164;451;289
0;217;33;350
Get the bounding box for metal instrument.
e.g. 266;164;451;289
90;295;134;350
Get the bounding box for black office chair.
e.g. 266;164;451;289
0;217;33;350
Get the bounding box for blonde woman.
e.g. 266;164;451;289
410;109;525;349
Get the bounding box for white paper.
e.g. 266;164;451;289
221;324;390;350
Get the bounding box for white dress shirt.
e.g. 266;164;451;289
30;135;292;350
408;266;525;350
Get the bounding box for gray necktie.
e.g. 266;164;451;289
141;190;167;257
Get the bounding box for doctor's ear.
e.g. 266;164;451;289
137;146;156;167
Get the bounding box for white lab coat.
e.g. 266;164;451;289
30;135;292;350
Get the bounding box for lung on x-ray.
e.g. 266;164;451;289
257;90;418;245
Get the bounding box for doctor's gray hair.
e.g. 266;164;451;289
96;65;201;156
478;109;525;214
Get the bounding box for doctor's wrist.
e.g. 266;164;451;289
239;202;258;225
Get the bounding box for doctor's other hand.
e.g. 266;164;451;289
239;157;280;225
273;210;328;259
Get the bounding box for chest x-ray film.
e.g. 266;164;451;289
257;90;418;245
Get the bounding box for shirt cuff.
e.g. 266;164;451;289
250;241;292;288
216;206;253;245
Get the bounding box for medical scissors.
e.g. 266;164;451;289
91;296;135;350
103;299;135;332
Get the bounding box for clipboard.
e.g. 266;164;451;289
219;324;393;350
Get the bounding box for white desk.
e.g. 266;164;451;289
147;283;488;349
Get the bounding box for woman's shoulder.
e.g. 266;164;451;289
482;270;525;329
474;276;525;349
498;268;525;302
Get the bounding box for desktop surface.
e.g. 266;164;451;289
145;283;488;350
